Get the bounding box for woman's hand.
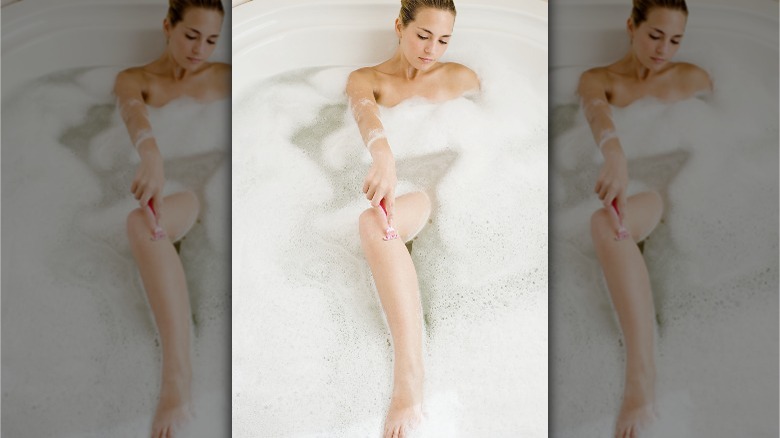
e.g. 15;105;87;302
595;143;628;219
363;143;397;226
131;145;165;218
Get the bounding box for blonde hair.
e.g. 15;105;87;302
630;0;687;26
167;0;225;27
398;0;456;27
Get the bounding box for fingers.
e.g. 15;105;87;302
151;195;164;222
385;193;395;228
616;193;627;221
370;188;383;207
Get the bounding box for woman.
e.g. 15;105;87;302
346;0;479;437
114;1;229;436
577;0;712;436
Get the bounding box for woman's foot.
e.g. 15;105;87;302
383;370;424;438
151;376;193;438
614;376;656;438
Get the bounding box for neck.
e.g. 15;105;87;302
156;51;194;81
390;48;423;81
622;51;654;81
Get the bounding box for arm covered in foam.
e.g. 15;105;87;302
114;70;165;211
577;69;628;213
346;69;397;221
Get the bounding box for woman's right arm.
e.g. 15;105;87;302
578;69;629;217
346;69;397;225
114;70;165;216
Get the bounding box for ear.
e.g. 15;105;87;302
395;18;403;39
163;18;171;39
626;18;634;40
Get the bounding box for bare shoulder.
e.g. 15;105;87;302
675;62;713;93
577;66;611;97
346;66;377;94
209;61;231;76
114;67;147;94
578;66;610;88
443;62;479;91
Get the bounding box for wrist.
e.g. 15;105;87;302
369;141;393;160
601;141;624;160
137;142;161;160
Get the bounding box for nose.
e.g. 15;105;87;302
424;41;434;55
656;40;667;55
193;41;203;55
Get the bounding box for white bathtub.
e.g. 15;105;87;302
549;1;778;437
232;0;548;436
2;1;231;437
232;0;547;95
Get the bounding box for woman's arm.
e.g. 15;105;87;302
346;68;397;225
578;69;629;216
114;70;165;215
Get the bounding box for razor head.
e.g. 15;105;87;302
383;226;399;241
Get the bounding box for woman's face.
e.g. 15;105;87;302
628;7;687;71
395;8;455;71
164;7;223;70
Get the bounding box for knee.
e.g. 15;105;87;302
648;190;664;217
182;190;201;216
358;207;384;243
415;191;432;221
126;208;149;243
589;208;614;242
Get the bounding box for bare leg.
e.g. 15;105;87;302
359;192;431;438
590;191;663;438
127;191;200;438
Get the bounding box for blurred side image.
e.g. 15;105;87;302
550;0;778;437
2;0;231;436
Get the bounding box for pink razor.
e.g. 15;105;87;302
611;199;630;241
379;199;399;241
145;199;167;241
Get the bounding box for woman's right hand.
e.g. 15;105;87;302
363;143;397;226
595;143;628;219
131;145;165;218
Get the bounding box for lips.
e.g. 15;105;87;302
419;57;434;64
650;56;665;64
187;57;203;63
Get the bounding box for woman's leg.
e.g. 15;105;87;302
127;190;200;438
590;191;663;438
359;191;431;438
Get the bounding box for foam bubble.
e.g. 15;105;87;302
233;58;548;435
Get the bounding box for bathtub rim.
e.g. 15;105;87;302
231;0;548;98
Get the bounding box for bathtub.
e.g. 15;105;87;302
232;0;547;94
2;1;231;437
549;1;778;437
232;0;549;436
